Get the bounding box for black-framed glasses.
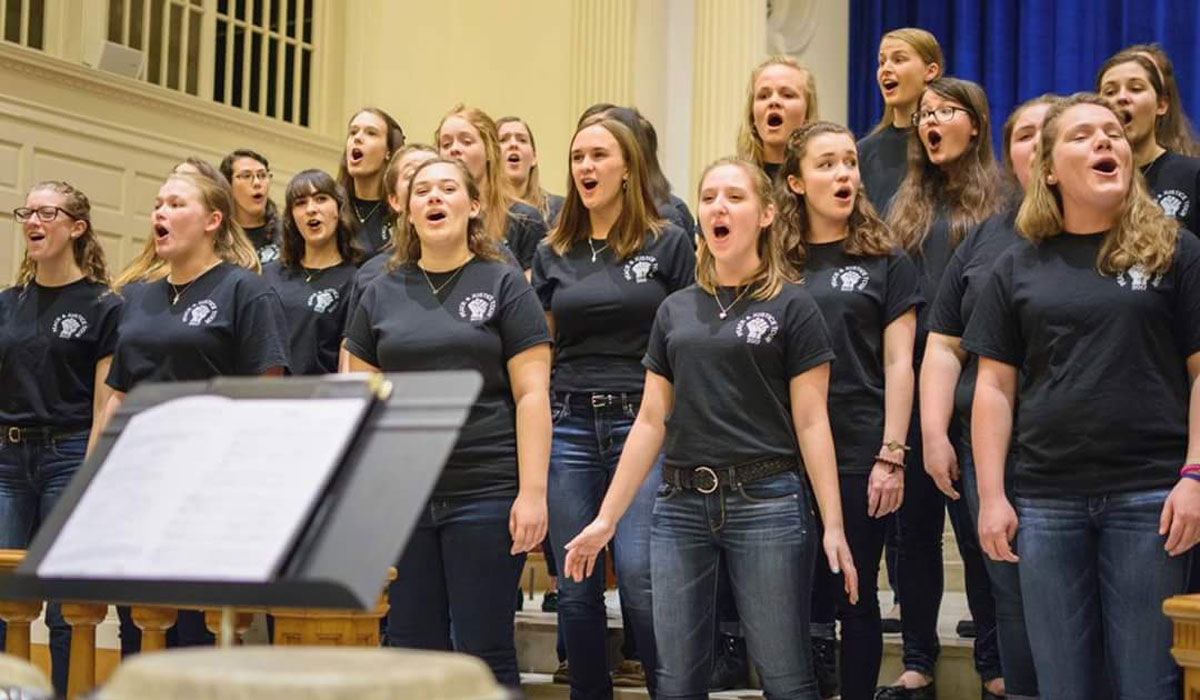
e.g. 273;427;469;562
912;105;971;127
233;170;272;183
13;206;78;223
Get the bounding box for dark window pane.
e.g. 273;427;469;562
231;25;245;107
235;0;244;20
147;0;163;83
107;0;122;42
266;35;278;117
129;0;144;50
217;0;227;14
300;47;310;126
268;0;278;31
248;31;261;112
252;0;262;25
285;0;295;38
213;17;227;101
302;0;310;43
283;43;294;122
166;1;181;90
186;7;200;94
26;0;42;48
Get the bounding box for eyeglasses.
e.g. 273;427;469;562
13;206;79;223
912;106;971;127
233;171;272;183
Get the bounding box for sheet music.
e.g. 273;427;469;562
38;395;369;582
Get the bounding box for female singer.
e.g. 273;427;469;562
563;157;857;699
880;76;1004;700
778;122;921;700
921;96;1059;700
263;170;362;375
336;107;406;257
737;55;819;181
436;105;547;271
219;149;283;263
498;116;564;227
967;93;1200;700
345;157;551;689
531;116;695;699
0;181;118;695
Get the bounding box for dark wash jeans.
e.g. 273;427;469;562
0;430;89;696
652;470;819;700
959;443;1038;699
1016;489;1187;700
386;496;526;689
547;391;659;700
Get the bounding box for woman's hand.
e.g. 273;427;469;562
509;489;548;555
562;517;616;582
1161;478;1200;557
867;457;904;518
978;495;1019;563
823;526;859;605
924;434;961;500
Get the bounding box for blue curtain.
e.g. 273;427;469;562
848;0;1200;145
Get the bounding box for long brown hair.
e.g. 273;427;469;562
280;170;363;269
736;56;819;168
775;122;892;278
387;158;503;270
436;105;515;247
1104;44;1199;157
887;77;1003;253
15;181;110;287
1016;93;1178;276
496;116;552;219
872;28;944;135
218;147;283;240
546;118;663;261
1000;94;1062;197
336;107;406;200
695;158;786;301
114;173;259;289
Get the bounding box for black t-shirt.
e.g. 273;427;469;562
505;202;549;271
350;197;391;258
1143;150;1200;237
858;125;910;215
107;263;291;392
341;252;389;338
545;194;565;229
345;258;551;500
801;243;923;473
532;225;696;393
661;195;696;239
262;261;357;375
644;283;835;470
912;213;956;365
763;162;781;182
961;231;1200;497
927;209;1022;438
0;279;121;429
244;224;280;264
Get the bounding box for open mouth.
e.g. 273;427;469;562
1092;156;1119;175
1119;109;1134;126
154;224;170;239
506;153;521;164
426;211;447;222
766;113;784;128
305;218;322;230
253;193;266;202
712;223;731;239
882;78;899;92
834;185;854;201
926;130;943;149
350;147;364;163
581;178;599;192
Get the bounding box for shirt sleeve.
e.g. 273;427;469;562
662;226;698;293
785;290;837;378
497;271;552;360
105;290;133;392
506;207;548;271
234;288;292;375
529;243;555;311
95;291;122;359
883;250;924;325
926;244;969;336
343;283;381;368
1172;232;1200;355
960;251;1023;367
641;300;673;381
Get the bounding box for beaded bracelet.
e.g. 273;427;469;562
875;456;905;473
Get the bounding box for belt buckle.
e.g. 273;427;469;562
6;427;19;444
591;394;612;408
693;466;719;494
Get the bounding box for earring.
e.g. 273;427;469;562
621;179;628;191
1047;175;1057;185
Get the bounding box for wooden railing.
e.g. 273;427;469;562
0;549;395;698
1165;594;1200;698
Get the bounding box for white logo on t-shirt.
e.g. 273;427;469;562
623;255;659;284
258;244;280;264
459;292;498;322
51;312;88;339
182;299;219;326
308;288;340;314
735;311;780;345
1116;264;1163;291
1156;189;1191;219
830;265;870;292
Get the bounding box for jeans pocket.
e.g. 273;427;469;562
737;470;802;503
655;481;682;501
550;394;570;426
50;434;88;460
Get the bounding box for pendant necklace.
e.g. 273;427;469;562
353;200;381;225
714;285;750;320
421;258;471;296
167;261;220;305
587;238;609;263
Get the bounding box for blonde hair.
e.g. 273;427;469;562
387;158;503;270
737;56;819;167
435;105;516;246
694;157;786;301
114;173;259;289
775;122;893;278
15;181;110;287
872;28;944;135
546;118;663;261
1016;93;1178;276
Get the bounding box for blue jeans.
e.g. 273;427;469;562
652;470;819;700
960;444;1038;699
386;496;525;689
547;391;659;699
0;430;88;696
1017;490;1187;700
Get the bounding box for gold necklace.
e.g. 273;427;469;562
167;261;221;305
714;285;750;320
420;257;472;296
353;200;381;224
587;238;609;262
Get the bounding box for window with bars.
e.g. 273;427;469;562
1;0;46;50
105;0;315;127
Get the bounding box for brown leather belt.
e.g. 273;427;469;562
663;457;798;494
